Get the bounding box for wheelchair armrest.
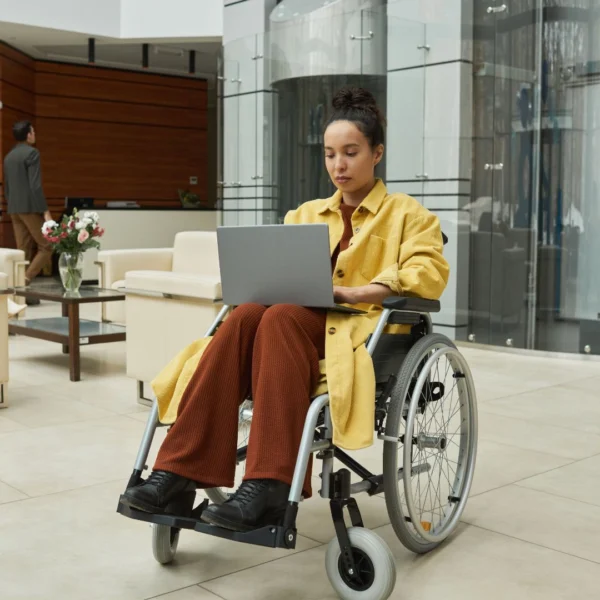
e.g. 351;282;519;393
383;296;440;313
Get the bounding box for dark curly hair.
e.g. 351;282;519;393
324;86;386;148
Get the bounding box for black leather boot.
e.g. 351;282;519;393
201;479;290;532
121;470;196;514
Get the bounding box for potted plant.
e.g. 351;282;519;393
42;209;105;293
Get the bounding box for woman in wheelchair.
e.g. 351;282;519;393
122;87;450;533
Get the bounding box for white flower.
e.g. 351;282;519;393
75;217;92;230
83;211;99;223
41;220;57;234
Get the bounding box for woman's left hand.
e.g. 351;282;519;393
333;286;358;305
334;283;394;306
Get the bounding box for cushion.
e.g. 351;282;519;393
172;231;220;277
126;270;221;300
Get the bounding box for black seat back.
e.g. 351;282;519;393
371;333;415;385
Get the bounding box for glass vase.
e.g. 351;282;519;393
58;252;84;293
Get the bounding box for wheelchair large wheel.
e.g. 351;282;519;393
325;527;396;600
383;334;477;554
205;399;252;505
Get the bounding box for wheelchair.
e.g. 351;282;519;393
117;296;478;600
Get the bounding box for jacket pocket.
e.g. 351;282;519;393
360;235;386;281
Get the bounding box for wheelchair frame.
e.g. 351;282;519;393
117;296;455;584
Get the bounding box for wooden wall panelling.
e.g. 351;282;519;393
0;45;35;248
0;42;209;248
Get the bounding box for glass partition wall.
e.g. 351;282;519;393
469;0;600;355
218;0;600;356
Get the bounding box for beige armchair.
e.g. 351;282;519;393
0;273;9;407
0;248;27;310
96;232;222;404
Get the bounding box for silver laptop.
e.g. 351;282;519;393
217;224;366;314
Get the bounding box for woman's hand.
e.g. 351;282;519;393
333;286;359;305
334;284;394;306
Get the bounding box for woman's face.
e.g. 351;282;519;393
324;120;383;194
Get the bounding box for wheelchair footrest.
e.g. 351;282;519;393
117;496;208;531
116;497;297;550
194;522;297;549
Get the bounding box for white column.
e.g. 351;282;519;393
223;0;278;226
386;0;473;340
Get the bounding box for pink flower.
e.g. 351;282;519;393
69;220;75;229
77;230;89;243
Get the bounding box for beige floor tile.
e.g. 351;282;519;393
204;523;600;600
0;416;166;496
127;409;153;423
460;348;600;402
464;484;600;563
0;480;319;600
477;410;600;459
562;375;600;394
470;440;572;496
0;413;28;435
0;394;115;428
517;454;600;507
481;384;600;434
147;587;222;600
5;366;68;388
0;480;28;504
55;378;147;415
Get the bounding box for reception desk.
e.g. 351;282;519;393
81;208;220;281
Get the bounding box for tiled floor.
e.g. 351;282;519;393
2;300;600;599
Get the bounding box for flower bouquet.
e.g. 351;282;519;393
42;209;105;292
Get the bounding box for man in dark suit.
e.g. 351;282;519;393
4;121;52;284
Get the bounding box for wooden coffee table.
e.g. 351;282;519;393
9;285;126;382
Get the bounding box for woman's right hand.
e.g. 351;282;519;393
333;286;358;305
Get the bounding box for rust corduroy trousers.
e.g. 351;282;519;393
154;303;327;497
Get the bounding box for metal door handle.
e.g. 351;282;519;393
415;173;429;179
350;31;374;41
487;4;507;13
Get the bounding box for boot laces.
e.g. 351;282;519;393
230;479;269;504
145;470;176;490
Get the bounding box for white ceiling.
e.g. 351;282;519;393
0;21;221;78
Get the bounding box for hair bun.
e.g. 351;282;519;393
332;86;378;112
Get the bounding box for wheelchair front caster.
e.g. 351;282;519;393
152;524;180;564
325;527;396;600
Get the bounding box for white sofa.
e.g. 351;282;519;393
0;273;9;407
96;232;222;404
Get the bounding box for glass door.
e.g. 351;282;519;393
469;0;542;349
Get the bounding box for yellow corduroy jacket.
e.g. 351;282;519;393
152;179;449;450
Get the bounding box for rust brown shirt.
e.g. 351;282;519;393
331;203;357;270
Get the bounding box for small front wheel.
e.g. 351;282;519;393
152;524;180;564
325;528;396;600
